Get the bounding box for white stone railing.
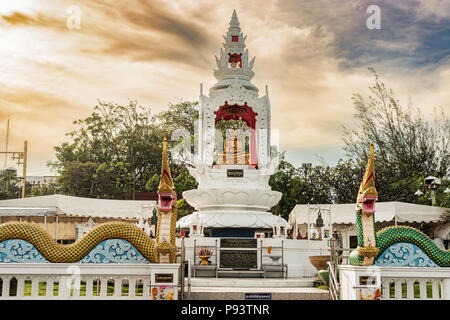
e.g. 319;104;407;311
339;265;450;300
0;263;180;300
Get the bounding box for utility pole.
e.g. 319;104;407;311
0;140;28;198
21;140;27;198
4;116;10;168
302;162;312;179
131;137;136;200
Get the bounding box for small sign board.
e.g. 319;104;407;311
359;276;376;286
221;238;257;248
155;273;174;284
245;293;272;300
227;169;244;178
358;274;380;287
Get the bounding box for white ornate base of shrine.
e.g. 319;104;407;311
177;210;285;230
177;161;290;234
182;188;281;212
178;182;285;230
177;170;289;233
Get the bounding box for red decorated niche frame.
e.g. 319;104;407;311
214;102;258;167
228;53;242;68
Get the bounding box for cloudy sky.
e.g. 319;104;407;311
0;0;449;176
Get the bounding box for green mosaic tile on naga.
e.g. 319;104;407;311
374;226;450;267
352;221;450;267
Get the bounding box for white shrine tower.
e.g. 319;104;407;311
177;10;290;238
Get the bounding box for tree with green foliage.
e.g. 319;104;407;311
0;169;21;200
342;68;450;206
176;198;195;220
0;169;36;200
269;159;334;220
157;100;199;137
325;158;364;204
29;183;60;197
48;99;163;199
48;99;199;200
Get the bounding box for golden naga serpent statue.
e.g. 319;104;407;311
0;138;178;264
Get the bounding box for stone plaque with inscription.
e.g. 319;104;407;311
227;169;244;178
220;250;257;269
155;273;174;283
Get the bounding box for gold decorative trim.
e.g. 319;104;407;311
377;225;421;235
356;142;378;209
158;137;175;194
155;240;176;256
357;245;379;258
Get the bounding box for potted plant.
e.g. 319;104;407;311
197;247;213;265
309;255;330;284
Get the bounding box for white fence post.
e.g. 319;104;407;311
16;277;24;298
85;277;93;298
1;276;10;297
59;275;70;299
100;276;107;298
406;279;414;299
419;280;427;300
46;277;54;297
31;278;39;297
129;277;136;297
442;279;450;300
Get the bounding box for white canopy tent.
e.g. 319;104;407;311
289;201;447;226
0;194;156;219
289;202;449;246
0;207;58;217
0;195;157;241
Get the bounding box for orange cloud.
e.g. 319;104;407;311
0;0;447;174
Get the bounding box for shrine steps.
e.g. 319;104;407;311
189;277;315;287
186;278;329;300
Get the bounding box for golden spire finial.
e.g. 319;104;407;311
357;142;378;208
158;137;174;194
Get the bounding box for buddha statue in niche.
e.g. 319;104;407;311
216;128;249;165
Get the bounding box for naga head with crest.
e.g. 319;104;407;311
158;137;177;211
356;142;378;214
